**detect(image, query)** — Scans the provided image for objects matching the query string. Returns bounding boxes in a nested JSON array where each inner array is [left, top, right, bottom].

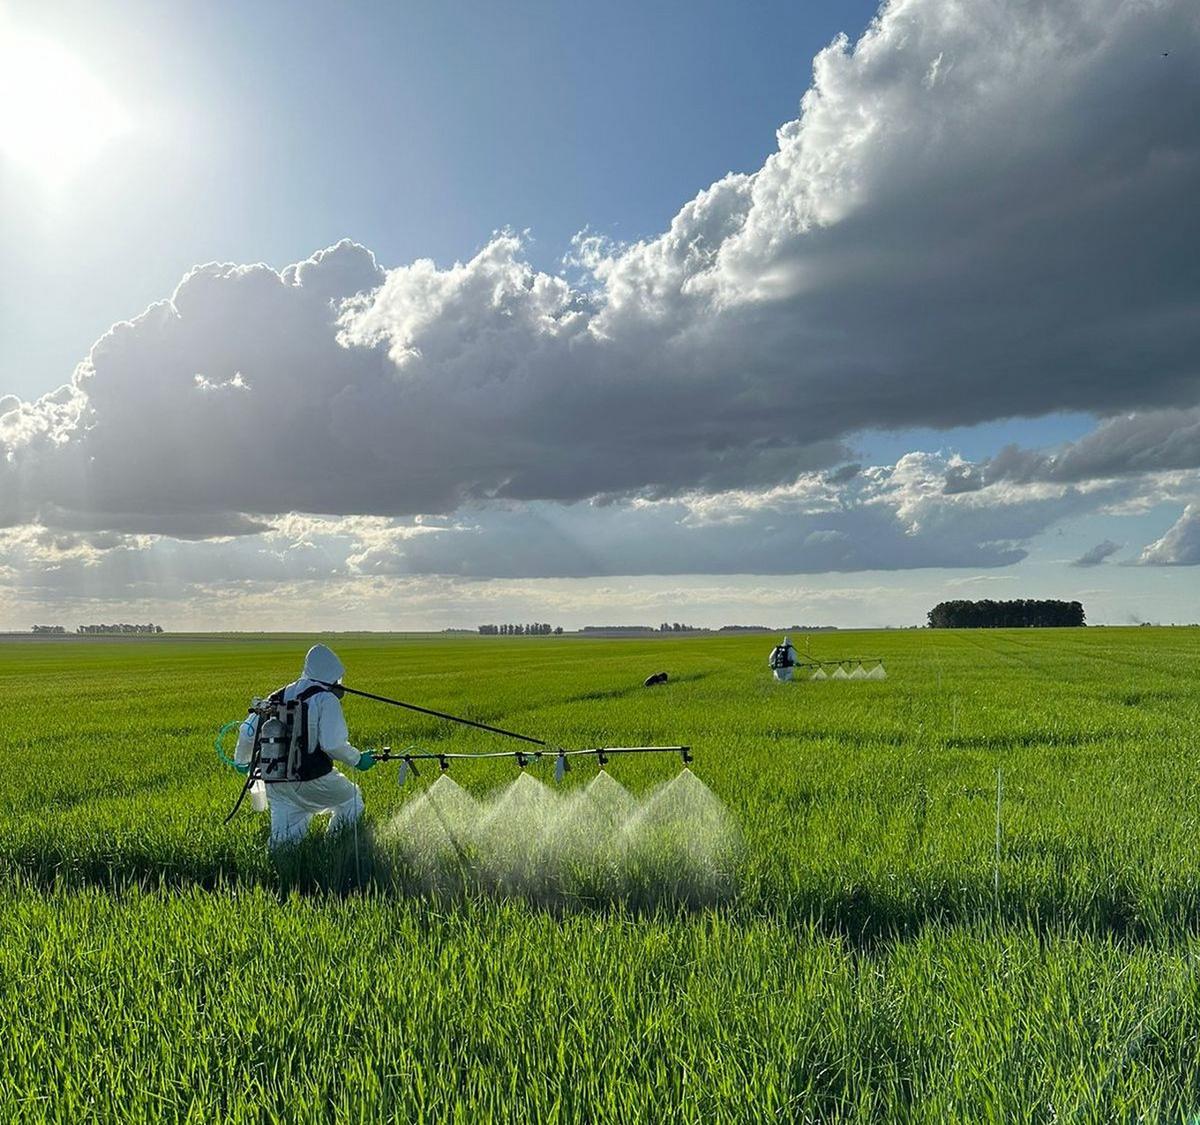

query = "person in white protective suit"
[[235, 644, 375, 848], [768, 635, 799, 682]]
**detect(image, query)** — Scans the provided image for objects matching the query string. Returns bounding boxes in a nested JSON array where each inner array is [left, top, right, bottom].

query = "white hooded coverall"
[[235, 644, 367, 848], [770, 635, 798, 683]]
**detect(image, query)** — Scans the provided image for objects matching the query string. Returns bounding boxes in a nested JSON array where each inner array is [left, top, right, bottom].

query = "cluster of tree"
[[478, 623, 563, 635], [717, 625, 772, 632], [580, 625, 655, 633], [76, 623, 165, 635], [927, 600, 1085, 629], [31, 625, 67, 634], [658, 622, 704, 632], [787, 625, 838, 632]]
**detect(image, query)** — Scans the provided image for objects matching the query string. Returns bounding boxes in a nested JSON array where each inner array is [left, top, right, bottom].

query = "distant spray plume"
[[380, 770, 741, 908]]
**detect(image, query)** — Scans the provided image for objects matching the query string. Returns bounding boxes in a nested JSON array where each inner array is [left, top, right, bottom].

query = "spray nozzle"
[[515, 751, 529, 769], [397, 757, 418, 787], [596, 749, 609, 769], [680, 746, 692, 765], [438, 754, 450, 773]]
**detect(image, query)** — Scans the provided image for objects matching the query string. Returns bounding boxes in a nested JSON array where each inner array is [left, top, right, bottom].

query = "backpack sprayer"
[[216, 681, 692, 821]]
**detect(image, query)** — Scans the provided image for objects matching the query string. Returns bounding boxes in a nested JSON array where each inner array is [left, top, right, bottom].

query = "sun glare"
[[0, 32, 129, 183]]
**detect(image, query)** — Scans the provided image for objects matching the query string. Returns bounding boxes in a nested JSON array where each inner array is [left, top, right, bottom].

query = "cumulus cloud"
[[0, 0, 1197, 544], [1137, 504, 1200, 565], [1072, 539, 1122, 567], [1, 240, 390, 533], [958, 408, 1200, 490]]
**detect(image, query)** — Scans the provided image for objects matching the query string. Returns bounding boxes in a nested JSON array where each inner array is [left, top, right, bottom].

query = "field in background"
[[1, 627, 1198, 1121]]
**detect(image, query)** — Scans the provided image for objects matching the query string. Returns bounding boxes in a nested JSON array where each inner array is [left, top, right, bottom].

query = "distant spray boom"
[[778, 658, 887, 682]]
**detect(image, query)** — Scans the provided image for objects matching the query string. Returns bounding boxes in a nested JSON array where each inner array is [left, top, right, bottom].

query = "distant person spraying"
[[234, 643, 375, 848], [768, 635, 798, 682]]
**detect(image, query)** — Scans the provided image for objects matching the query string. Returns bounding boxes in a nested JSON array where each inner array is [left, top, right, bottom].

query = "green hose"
[[214, 720, 242, 768]]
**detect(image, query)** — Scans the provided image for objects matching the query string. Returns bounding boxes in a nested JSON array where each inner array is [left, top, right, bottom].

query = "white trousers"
[[265, 769, 364, 848], [773, 667, 794, 682]]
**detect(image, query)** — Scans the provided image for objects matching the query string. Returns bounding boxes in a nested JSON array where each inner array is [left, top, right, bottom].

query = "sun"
[[0, 32, 129, 183]]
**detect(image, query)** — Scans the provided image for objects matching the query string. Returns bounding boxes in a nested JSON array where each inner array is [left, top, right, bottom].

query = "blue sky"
[[1, 0, 1197, 629]]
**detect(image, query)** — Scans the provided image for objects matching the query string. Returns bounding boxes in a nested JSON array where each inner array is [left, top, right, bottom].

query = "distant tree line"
[[478, 623, 562, 635], [659, 622, 703, 632], [715, 625, 838, 632], [31, 625, 67, 634], [927, 600, 1085, 628], [76, 623, 165, 635], [580, 625, 655, 633]]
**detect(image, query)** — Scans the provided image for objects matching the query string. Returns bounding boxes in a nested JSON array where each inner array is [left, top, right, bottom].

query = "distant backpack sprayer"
[[768, 636, 800, 681], [216, 680, 692, 821], [767, 635, 886, 683]]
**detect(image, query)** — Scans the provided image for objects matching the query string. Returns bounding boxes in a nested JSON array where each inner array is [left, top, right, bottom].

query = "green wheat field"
[[1, 627, 1198, 1122]]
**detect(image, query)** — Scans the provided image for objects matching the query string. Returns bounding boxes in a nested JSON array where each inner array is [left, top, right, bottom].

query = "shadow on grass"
[[942, 729, 1119, 751], [767, 879, 1196, 950], [4, 832, 1199, 949]]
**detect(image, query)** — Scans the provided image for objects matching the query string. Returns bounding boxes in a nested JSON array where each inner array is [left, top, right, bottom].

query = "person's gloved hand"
[[234, 763, 250, 775], [355, 751, 376, 772]]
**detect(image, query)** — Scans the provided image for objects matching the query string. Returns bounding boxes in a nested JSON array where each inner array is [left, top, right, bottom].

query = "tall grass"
[[1, 627, 1199, 1119]]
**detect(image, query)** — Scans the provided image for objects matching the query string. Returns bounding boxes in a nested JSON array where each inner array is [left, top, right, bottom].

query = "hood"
[[302, 643, 345, 684]]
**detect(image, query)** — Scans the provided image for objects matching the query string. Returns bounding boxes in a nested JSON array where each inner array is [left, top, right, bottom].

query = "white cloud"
[[1138, 504, 1200, 565]]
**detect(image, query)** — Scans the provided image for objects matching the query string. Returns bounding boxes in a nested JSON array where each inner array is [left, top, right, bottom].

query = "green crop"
[[1, 627, 1198, 1121]]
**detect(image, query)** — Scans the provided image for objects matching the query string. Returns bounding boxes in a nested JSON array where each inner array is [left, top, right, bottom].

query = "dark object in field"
[[643, 671, 669, 687]]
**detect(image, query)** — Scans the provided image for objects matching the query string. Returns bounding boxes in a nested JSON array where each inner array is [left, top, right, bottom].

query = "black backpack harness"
[[222, 684, 335, 823], [254, 684, 335, 783], [769, 644, 796, 670]]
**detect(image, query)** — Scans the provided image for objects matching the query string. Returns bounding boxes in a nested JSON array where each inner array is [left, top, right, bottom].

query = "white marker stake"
[[994, 767, 1002, 902]]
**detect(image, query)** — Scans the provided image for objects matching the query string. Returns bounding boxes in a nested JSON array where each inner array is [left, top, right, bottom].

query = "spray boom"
[[316, 681, 693, 785], [372, 744, 692, 785]]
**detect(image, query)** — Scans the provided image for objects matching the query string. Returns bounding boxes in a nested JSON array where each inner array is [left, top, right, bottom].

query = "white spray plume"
[[380, 770, 740, 908]]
